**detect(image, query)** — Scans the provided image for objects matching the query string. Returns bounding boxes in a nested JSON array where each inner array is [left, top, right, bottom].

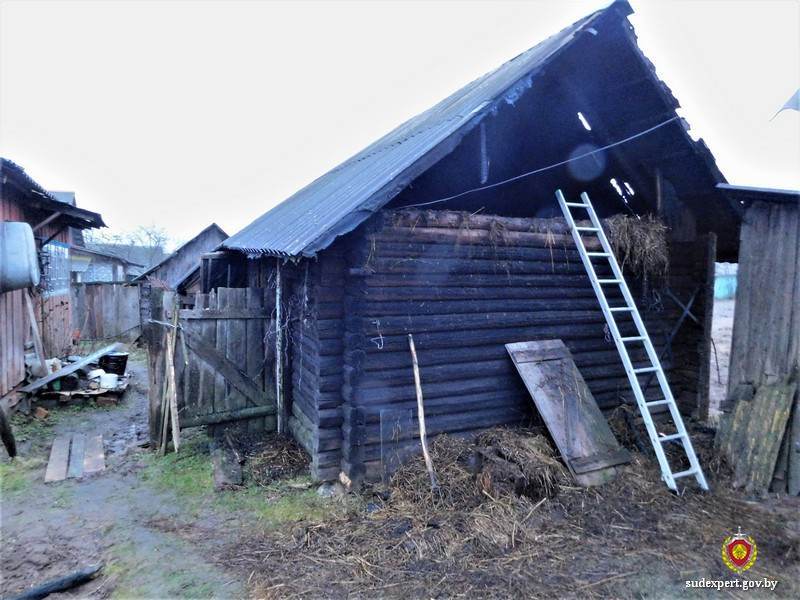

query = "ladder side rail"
[[581, 193, 676, 399], [577, 192, 708, 491], [556, 192, 678, 489]]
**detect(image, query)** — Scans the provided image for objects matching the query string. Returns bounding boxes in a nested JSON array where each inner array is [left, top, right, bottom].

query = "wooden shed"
[[0, 158, 105, 398], [135, 223, 228, 322], [719, 184, 799, 404], [166, 2, 742, 482]]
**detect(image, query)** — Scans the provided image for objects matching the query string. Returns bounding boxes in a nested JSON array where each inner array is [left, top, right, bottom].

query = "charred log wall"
[[339, 210, 710, 481], [285, 248, 346, 482]]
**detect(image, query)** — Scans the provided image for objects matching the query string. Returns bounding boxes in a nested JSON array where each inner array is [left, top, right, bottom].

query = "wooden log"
[[352, 283, 610, 302], [349, 297, 608, 318], [350, 241, 583, 263], [355, 256, 602, 277], [9, 564, 103, 600], [181, 405, 276, 428], [357, 272, 596, 288], [370, 226, 602, 250]]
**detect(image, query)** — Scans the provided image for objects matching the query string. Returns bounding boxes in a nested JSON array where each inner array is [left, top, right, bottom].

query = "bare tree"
[[84, 224, 170, 267]]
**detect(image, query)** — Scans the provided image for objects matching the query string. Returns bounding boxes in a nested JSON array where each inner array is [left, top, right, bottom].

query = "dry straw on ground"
[[223, 427, 799, 599]]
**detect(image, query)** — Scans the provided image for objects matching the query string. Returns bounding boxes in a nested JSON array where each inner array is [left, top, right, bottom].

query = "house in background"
[[70, 245, 143, 283], [87, 243, 167, 278], [0, 158, 105, 398]]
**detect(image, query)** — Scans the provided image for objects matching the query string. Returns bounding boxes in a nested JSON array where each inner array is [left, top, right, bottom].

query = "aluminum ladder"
[[556, 189, 709, 492]]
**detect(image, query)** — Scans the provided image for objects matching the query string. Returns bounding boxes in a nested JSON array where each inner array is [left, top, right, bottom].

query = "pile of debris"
[[18, 344, 131, 407], [223, 427, 799, 598]]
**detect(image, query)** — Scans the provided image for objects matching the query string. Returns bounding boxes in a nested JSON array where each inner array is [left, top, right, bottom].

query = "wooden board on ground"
[[83, 435, 106, 475], [506, 339, 630, 486], [44, 435, 71, 483], [67, 433, 86, 479], [716, 380, 797, 495]]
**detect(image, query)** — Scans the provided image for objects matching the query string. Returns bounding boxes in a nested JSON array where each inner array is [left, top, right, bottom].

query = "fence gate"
[[147, 287, 276, 445]]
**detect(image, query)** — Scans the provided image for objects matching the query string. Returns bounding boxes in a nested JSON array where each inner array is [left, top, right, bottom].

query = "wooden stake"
[[408, 333, 437, 489], [24, 290, 48, 376]]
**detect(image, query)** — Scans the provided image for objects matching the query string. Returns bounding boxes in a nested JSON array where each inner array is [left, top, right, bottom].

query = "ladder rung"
[[633, 366, 659, 374], [659, 433, 685, 443], [597, 279, 622, 284], [620, 336, 645, 342], [575, 227, 599, 232], [586, 252, 611, 257], [565, 202, 588, 208], [673, 468, 697, 480], [609, 307, 633, 312], [646, 399, 672, 408]]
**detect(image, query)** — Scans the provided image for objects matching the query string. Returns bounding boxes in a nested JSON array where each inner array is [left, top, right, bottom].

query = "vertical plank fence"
[[147, 287, 276, 446]]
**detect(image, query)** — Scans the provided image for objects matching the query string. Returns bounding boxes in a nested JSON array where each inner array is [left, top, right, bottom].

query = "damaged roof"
[[0, 158, 106, 229], [223, 1, 730, 258]]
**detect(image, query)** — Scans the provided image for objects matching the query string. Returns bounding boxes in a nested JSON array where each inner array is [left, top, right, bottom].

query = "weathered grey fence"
[[146, 287, 276, 446], [71, 282, 141, 341]]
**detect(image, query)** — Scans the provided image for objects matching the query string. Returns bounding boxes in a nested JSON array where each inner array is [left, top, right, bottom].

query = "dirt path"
[[1, 355, 248, 599]]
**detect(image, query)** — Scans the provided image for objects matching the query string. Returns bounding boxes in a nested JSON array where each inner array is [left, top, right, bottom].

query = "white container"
[[0, 222, 40, 293], [87, 369, 106, 379], [99, 373, 119, 389]]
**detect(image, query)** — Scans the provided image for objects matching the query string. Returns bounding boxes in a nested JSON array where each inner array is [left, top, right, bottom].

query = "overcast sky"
[[1, 0, 798, 247]]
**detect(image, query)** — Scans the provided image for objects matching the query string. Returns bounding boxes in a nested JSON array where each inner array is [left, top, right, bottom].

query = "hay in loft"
[[603, 214, 669, 284]]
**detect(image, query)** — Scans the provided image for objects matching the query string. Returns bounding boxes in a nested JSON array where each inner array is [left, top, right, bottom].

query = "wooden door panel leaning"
[[506, 339, 630, 486]]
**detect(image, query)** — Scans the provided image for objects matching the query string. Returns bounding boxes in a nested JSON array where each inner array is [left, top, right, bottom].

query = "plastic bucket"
[[99, 352, 129, 375]]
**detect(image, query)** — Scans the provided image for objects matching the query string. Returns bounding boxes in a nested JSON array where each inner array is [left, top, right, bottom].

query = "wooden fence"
[[72, 282, 141, 341], [146, 287, 276, 446]]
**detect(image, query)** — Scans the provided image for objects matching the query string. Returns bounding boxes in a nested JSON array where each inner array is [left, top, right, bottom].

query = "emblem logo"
[[722, 528, 757, 574]]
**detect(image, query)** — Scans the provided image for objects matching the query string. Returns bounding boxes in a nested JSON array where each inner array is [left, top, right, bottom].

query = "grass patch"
[[140, 433, 345, 529], [0, 456, 45, 496]]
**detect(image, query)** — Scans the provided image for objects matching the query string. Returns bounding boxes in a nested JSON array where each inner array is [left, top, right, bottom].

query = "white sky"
[[1, 0, 798, 247]]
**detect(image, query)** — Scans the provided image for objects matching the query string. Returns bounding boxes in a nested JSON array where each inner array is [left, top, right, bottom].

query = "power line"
[[401, 115, 680, 209]]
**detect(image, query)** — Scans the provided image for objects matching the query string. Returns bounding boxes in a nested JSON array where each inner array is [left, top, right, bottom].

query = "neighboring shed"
[[0, 158, 104, 397], [166, 1, 740, 482], [718, 184, 799, 410], [134, 224, 228, 323]]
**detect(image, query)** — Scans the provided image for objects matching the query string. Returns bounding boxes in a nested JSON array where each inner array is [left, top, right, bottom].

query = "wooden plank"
[[214, 288, 230, 414], [245, 287, 268, 432], [182, 329, 264, 406], [227, 288, 248, 419], [83, 435, 106, 475], [505, 339, 630, 486], [718, 381, 796, 494], [24, 290, 48, 376], [67, 433, 85, 479], [44, 435, 71, 483], [20, 343, 123, 393]]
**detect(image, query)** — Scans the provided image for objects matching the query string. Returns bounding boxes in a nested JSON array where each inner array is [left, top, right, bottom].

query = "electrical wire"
[[400, 115, 680, 208]]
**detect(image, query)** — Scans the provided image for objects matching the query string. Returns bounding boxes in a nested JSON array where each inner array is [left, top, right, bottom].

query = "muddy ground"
[[0, 353, 344, 599], [2, 310, 799, 599]]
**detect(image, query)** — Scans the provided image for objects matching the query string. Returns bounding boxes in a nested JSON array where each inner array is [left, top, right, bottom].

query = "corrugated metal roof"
[[717, 183, 800, 206], [223, 3, 623, 258], [0, 158, 106, 229]]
